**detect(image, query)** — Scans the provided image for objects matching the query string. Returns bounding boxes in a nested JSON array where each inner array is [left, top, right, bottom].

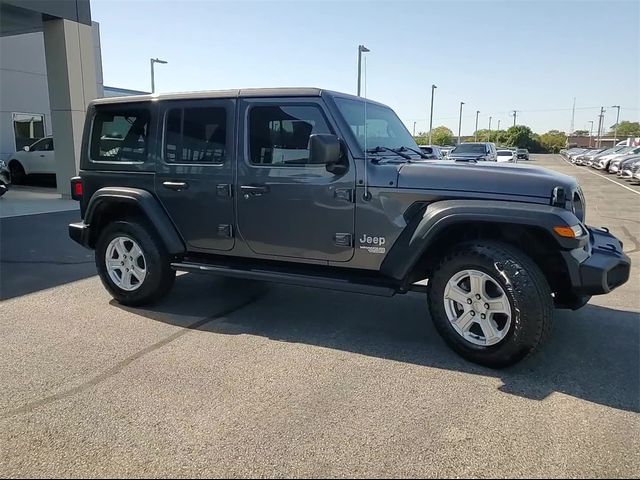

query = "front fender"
[[380, 199, 585, 282]]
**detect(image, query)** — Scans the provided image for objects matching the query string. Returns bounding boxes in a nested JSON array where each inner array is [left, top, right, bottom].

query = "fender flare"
[[85, 187, 185, 255], [380, 199, 584, 282]]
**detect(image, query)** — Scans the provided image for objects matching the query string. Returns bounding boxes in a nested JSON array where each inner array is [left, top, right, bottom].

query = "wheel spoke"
[[479, 317, 500, 343], [487, 295, 510, 315], [130, 243, 143, 261], [121, 270, 133, 289], [444, 283, 469, 306], [106, 258, 122, 269], [455, 310, 476, 333], [118, 237, 130, 255], [469, 271, 485, 297]]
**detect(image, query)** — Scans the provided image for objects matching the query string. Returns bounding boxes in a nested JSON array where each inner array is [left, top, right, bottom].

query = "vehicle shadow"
[[117, 273, 640, 413]]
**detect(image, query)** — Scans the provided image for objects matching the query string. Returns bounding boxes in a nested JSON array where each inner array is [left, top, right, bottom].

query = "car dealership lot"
[[0, 155, 638, 478]]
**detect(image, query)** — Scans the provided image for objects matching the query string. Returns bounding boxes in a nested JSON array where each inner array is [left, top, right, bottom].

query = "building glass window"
[[13, 113, 45, 151]]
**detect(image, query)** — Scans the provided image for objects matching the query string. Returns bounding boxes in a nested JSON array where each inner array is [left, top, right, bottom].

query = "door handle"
[[163, 181, 189, 191], [240, 184, 269, 196], [40, 154, 45, 157]]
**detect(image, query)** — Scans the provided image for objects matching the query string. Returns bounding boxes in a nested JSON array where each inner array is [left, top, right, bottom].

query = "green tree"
[[540, 130, 567, 153], [610, 121, 640, 137], [504, 125, 542, 152], [473, 129, 508, 145], [416, 126, 454, 146]]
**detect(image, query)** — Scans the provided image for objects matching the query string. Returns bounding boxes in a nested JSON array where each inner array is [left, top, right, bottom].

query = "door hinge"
[[218, 224, 233, 238], [334, 188, 353, 202], [334, 233, 353, 247], [217, 184, 232, 197]]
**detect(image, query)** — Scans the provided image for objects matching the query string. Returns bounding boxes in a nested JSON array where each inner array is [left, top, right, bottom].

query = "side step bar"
[[171, 261, 398, 297]]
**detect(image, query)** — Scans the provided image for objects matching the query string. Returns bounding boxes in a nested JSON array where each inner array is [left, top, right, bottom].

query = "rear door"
[[155, 99, 235, 252], [236, 98, 356, 262]]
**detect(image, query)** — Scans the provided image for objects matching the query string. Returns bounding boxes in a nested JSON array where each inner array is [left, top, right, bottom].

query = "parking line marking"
[[559, 156, 640, 196]]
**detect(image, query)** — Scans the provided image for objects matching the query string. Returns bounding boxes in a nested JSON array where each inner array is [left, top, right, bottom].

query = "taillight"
[[70, 177, 83, 201]]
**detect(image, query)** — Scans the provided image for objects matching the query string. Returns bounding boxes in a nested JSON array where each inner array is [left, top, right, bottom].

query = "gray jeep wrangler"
[[69, 88, 630, 368]]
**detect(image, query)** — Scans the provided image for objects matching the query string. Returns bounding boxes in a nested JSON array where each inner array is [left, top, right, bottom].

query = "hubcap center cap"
[[473, 300, 486, 312]]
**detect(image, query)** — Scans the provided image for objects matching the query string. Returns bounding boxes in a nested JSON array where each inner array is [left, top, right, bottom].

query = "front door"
[[236, 98, 355, 262], [155, 99, 235, 252]]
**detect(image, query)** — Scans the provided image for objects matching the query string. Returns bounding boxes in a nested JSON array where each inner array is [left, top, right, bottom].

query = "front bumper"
[[69, 221, 92, 249], [562, 227, 630, 300]]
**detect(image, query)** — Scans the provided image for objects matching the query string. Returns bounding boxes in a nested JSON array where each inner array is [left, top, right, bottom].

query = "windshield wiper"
[[396, 146, 429, 159], [366, 146, 412, 160]]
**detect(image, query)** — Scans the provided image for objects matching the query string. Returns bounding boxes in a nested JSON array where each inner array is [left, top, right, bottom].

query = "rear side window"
[[249, 104, 331, 166], [90, 107, 150, 162], [164, 107, 226, 163]]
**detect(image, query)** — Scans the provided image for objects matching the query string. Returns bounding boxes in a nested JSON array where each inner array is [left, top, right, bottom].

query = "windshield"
[[516, 148, 527, 153], [334, 97, 418, 153], [451, 144, 487, 154], [497, 150, 512, 155]]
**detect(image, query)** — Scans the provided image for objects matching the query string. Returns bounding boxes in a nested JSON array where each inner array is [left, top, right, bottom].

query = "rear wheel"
[[9, 161, 25, 185], [427, 241, 553, 368], [95, 220, 176, 306]]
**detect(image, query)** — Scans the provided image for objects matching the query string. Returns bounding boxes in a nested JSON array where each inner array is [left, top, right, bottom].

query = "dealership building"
[[0, 0, 145, 196]]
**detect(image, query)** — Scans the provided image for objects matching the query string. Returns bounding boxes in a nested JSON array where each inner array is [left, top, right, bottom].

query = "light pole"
[[611, 105, 621, 146], [474, 110, 480, 142], [512, 110, 517, 127], [588, 120, 594, 147], [457, 101, 465, 145], [428, 84, 437, 144], [413, 121, 417, 137], [357, 45, 370, 97], [497, 119, 501, 138], [488, 116, 492, 142], [596, 107, 605, 148], [150, 58, 168, 93]]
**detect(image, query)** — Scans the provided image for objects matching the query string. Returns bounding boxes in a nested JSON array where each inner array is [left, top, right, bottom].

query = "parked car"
[[631, 161, 640, 181], [515, 148, 529, 160], [417, 145, 443, 159], [496, 149, 516, 163], [618, 156, 640, 179], [7, 136, 55, 184], [0, 160, 10, 197], [439, 146, 455, 157], [575, 148, 606, 166], [68, 88, 629, 368], [592, 146, 635, 170], [609, 150, 640, 173], [566, 148, 589, 163], [448, 142, 497, 162]]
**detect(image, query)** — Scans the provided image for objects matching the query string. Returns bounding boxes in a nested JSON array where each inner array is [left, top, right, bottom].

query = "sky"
[[91, 0, 640, 136]]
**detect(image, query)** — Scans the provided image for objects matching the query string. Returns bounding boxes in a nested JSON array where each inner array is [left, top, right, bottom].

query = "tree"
[[610, 121, 640, 137], [416, 126, 454, 146], [540, 130, 567, 153], [473, 129, 507, 145], [504, 125, 542, 152]]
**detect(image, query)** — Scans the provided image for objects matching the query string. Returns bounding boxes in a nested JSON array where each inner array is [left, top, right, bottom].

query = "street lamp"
[[611, 105, 621, 146], [150, 57, 168, 93], [457, 101, 465, 145], [588, 120, 594, 148], [413, 121, 417, 137], [474, 110, 480, 142], [497, 120, 501, 143], [488, 116, 492, 142], [357, 45, 370, 97], [428, 84, 437, 145]]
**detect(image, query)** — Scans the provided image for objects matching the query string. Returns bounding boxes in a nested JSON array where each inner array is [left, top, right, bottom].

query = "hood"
[[397, 161, 577, 199]]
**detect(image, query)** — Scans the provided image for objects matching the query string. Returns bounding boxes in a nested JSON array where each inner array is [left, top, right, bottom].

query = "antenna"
[[362, 56, 371, 201]]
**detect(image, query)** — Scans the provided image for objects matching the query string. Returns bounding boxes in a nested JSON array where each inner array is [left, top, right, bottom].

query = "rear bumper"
[[69, 221, 92, 249], [562, 227, 630, 299]]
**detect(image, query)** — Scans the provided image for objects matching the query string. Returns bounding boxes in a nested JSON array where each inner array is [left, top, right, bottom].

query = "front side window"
[[90, 107, 150, 162], [165, 106, 226, 163], [13, 113, 45, 151], [249, 104, 331, 166]]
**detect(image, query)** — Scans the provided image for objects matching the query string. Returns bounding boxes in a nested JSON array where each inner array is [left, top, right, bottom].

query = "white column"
[[43, 19, 97, 197]]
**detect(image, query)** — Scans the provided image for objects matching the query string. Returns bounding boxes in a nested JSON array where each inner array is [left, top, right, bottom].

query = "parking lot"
[[0, 154, 638, 478]]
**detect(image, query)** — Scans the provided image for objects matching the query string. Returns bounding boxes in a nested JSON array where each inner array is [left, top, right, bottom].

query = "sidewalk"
[[0, 186, 78, 218]]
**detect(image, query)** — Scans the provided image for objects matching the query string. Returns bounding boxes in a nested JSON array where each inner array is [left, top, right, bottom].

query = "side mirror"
[[23, 146, 30, 152], [308, 134, 340, 165]]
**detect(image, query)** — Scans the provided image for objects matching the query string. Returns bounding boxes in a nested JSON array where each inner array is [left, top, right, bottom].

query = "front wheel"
[[427, 241, 553, 368], [95, 220, 176, 306]]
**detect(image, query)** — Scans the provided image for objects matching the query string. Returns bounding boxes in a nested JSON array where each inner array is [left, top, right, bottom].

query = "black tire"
[[427, 241, 553, 368], [95, 219, 176, 306], [9, 161, 25, 185]]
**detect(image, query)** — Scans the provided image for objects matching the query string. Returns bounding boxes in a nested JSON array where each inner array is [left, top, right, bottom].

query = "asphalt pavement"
[[0, 154, 638, 478]]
